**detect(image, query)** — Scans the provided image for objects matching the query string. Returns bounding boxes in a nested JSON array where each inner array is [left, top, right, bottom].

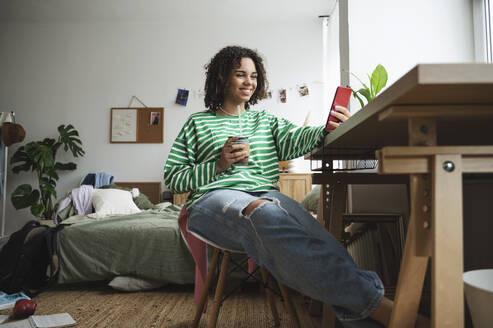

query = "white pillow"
[[89, 189, 141, 218], [108, 276, 165, 292]]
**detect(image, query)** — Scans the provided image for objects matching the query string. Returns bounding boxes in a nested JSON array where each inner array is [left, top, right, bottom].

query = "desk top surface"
[[310, 63, 493, 159]]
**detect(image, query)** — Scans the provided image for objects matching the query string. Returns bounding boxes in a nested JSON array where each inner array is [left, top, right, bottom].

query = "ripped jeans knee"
[[242, 198, 271, 217]]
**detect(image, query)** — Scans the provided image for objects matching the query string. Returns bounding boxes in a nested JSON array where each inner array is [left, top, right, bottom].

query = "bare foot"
[[369, 296, 430, 328]]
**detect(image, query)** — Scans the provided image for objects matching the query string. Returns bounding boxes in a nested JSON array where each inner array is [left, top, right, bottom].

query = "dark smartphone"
[[326, 86, 352, 131]]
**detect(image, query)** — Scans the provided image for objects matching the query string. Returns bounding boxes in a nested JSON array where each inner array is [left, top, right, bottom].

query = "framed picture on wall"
[[150, 112, 160, 125], [110, 107, 164, 143], [176, 89, 189, 106], [111, 109, 138, 142]]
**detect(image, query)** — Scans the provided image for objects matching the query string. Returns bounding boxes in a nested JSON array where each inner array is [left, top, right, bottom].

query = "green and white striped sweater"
[[163, 109, 326, 207]]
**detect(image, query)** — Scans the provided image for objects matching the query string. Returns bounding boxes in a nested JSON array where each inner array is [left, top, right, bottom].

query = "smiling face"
[[224, 57, 258, 107]]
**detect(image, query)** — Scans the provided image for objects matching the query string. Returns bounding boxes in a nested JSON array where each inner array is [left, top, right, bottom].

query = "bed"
[[54, 182, 196, 286]]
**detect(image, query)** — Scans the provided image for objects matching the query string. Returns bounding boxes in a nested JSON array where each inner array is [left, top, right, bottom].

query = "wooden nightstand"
[[278, 173, 312, 202]]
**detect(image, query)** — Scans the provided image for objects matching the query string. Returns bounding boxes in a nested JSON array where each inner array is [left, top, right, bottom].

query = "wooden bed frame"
[[113, 181, 188, 206], [114, 181, 162, 204]]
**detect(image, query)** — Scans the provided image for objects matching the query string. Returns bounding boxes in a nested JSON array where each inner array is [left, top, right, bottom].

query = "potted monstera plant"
[[10, 124, 85, 219]]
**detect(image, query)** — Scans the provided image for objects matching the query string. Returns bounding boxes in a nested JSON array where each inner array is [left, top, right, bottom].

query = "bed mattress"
[[56, 204, 195, 285]]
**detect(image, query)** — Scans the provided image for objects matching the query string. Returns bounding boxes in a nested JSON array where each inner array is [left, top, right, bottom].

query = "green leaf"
[[370, 64, 388, 97], [349, 72, 370, 91], [352, 91, 365, 108], [356, 88, 372, 103], [37, 146, 55, 168], [11, 184, 40, 210], [39, 177, 57, 199], [367, 73, 373, 98], [54, 162, 77, 171], [58, 124, 85, 158], [41, 138, 56, 148], [11, 146, 34, 173], [45, 167, 60, 181], [31, 203, 45, 217], [25, 143, 55, 169]]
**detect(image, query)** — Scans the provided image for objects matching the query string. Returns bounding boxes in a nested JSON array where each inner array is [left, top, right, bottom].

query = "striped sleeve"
[[270, 116, 327, 161], [163, 118, 219, 194]]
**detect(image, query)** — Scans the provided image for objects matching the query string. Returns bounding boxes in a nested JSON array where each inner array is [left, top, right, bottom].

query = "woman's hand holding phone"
[[326, 105, 351, 130], [325, 86, 353, 132]]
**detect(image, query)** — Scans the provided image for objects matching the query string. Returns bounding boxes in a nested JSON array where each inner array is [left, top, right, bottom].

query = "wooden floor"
[[0, 282, 322, 327]]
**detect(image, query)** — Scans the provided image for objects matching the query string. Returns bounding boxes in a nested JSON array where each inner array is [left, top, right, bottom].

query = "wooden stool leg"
[[207, 251, 231, 328], [277, 281, 302, 328], [193, 248, 221, 328], [322, 304, 338, 328], [260, 267, 280, 326]]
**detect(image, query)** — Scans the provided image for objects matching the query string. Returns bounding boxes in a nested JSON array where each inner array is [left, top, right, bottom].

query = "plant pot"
[[463, 269, 493, 328]]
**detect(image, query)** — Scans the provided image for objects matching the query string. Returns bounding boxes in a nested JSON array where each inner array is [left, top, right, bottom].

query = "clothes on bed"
[[56, 184, 158, 224], [55, 185, 94, 224], [72, 185, 94, 215], [81, 172, 114, 188], [56, 202, 76, 224], [163, 109, 326, 207]]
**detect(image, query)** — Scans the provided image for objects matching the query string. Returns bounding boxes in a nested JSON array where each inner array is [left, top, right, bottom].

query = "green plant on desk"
[[350, 64, 388, 108], [10, 124, 85, 219]]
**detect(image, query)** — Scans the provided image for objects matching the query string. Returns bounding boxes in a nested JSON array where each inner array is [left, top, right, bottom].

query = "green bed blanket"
[[57, 204, 195, 285]]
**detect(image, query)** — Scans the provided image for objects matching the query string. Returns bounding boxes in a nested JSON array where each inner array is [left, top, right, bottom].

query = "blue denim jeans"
[[187, 189, 385, 326]]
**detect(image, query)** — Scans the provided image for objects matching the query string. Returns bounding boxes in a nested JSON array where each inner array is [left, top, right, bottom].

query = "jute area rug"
[[0, 282, 321, 327]]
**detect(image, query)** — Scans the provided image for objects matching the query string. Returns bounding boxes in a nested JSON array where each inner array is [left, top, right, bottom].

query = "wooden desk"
[[309, 64, 493, 328]]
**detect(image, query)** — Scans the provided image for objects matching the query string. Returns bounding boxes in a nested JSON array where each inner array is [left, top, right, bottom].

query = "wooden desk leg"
[[317, 184, 330, 230], [321, 181, 348, 328], [389, 174, 430, 328], [318, 182, 339, 328], [431, 154, 464, 328], [329, 181, 347, 241]]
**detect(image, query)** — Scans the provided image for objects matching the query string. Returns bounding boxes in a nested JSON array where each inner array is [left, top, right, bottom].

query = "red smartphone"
[[325, 86, 352, 131]]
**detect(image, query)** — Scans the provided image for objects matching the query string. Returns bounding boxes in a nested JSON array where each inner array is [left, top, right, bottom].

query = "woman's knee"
[[242, 198, 271, 216]]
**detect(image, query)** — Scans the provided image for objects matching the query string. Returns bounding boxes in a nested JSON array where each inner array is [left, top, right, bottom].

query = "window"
[[487, 0, 492, 62], [473, 0, 492, 62]]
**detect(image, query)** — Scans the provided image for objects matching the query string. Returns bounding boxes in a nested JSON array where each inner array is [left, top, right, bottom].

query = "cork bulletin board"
[[110, 107, 164, 143]]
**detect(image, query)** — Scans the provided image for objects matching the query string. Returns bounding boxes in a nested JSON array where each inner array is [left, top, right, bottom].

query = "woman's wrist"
[[217, 159, 226, 174]]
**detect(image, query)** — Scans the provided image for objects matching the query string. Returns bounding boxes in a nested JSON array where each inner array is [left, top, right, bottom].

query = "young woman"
[[164, 46, 425, 328]]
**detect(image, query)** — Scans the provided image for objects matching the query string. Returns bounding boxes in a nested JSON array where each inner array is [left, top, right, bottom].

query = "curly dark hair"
[[204, 46, 268, 111]]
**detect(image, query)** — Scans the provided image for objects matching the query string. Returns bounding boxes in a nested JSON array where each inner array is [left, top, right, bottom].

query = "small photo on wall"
[[298, 85, 309, 97], [266, 90, 272, 99], [279, 89, 287, 103], [176, 89, 189, 106], [150, 112, 160, 125]]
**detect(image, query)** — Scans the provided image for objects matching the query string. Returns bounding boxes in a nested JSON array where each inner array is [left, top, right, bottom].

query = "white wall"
[[0, 0, 329, 234], [347, 0, 474, 112]]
